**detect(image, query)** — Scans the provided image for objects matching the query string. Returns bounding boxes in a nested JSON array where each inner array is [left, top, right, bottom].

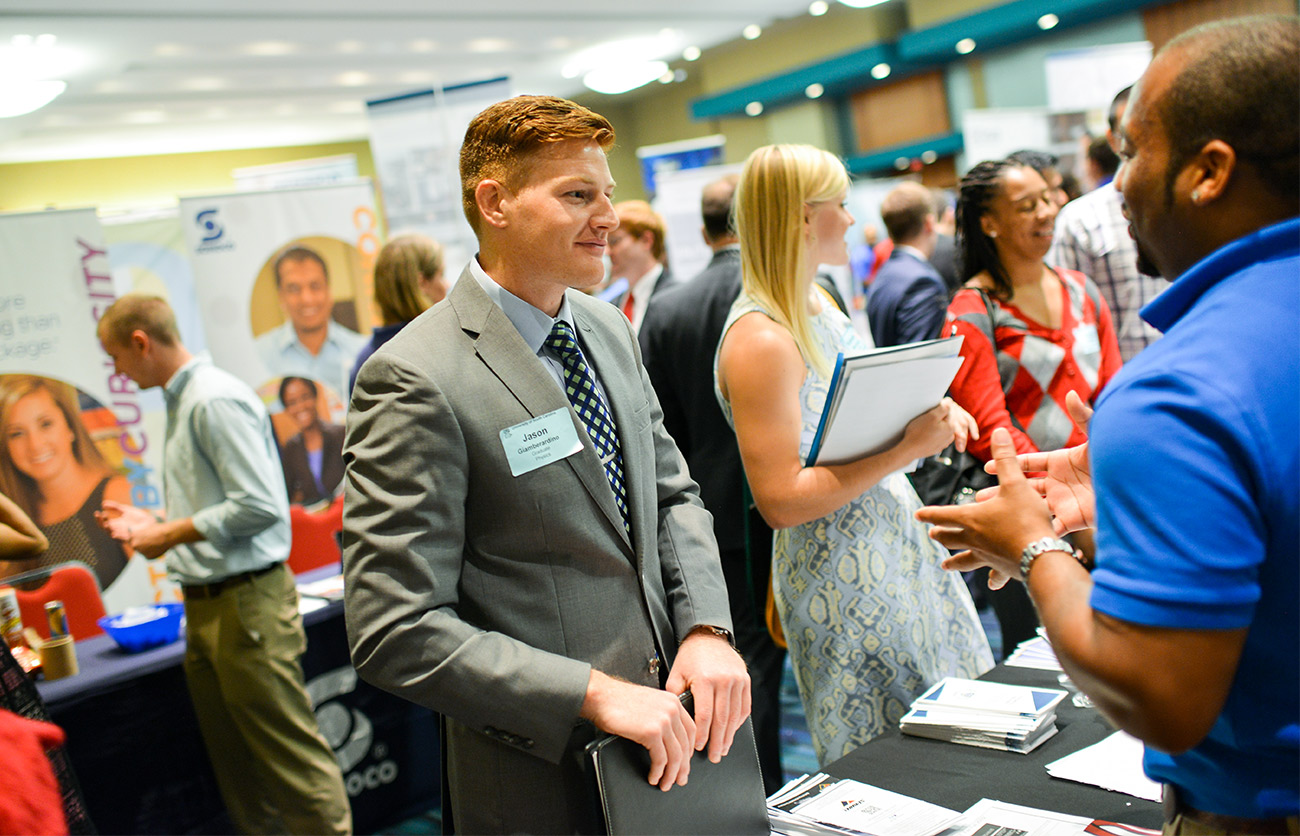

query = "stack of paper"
[[768, 773, 961, 836], [900, 677, 1067, 754], [1045, 731, 1162, 801], [1004, 635, 1064, 671]]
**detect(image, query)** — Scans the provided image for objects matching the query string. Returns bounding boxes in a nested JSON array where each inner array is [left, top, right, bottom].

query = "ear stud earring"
[[1191, 190, 1202, 203]]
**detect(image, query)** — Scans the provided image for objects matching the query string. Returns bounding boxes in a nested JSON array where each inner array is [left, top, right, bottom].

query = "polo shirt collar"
[[1141, 217, 1299, 334]]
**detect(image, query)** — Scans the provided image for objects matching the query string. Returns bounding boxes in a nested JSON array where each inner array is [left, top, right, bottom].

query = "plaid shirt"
[[1048, 183, 1166, 362]]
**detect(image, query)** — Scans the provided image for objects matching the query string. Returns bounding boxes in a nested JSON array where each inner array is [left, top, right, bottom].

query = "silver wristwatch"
[[1019, 536, 1077, 581]]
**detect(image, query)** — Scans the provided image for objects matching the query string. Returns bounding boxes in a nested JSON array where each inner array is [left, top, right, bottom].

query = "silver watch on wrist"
[[1019, 536, 1077, 581]]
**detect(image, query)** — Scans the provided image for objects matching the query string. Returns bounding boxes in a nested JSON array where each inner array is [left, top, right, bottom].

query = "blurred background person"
[[0, 375, 131, 589], [1050, 85, 1167, 363], [715, 144, 992, 764], [606, 199, 677, 333], [350, 233, 446, 392], [277, 376, 344, 507], [945, 158, 1121, 654], [1008, 149, 1070, 209], [866, 181, 948, 347], [0, 493, 92, 835], [928, 188, 961, 293], [1084, 134, 1120, 192]]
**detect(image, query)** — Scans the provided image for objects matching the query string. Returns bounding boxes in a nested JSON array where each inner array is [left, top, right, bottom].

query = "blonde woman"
[[349, 233, 447, 392], [0, 375, 131, 588], [715, 145, 993, 763]]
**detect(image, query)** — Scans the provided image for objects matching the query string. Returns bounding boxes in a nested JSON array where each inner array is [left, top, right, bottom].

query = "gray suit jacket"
[[342, 267, 730, 831]]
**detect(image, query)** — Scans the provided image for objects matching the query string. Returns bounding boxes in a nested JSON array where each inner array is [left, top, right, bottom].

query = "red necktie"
[[621, 292, 635, 322]]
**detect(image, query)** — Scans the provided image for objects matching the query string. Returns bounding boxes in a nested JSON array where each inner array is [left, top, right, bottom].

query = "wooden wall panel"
[[849, 71, 952, 153], [1143, 0, 1297, 52]]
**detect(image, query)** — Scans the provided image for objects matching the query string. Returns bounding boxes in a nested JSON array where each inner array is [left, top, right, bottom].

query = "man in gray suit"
[[342, 95, 750, 833]]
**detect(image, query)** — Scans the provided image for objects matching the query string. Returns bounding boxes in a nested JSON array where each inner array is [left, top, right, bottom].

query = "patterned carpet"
[[376, 597, 1003, 834]]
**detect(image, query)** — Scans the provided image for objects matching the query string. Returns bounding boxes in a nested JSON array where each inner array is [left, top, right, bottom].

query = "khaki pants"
[[184, 563, 352, 835]]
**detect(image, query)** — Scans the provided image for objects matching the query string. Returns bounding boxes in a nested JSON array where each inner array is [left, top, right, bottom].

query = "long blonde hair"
[[0, 376, 112, 515], [735, 144, 849, 378]]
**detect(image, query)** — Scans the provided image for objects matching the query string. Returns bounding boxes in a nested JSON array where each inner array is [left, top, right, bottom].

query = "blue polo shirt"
[[1089, 217, 1299, 817]]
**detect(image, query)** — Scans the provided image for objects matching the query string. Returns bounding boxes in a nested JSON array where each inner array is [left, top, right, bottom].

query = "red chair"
[[287, 495, 344, 575], [12, 562, 107, 641]]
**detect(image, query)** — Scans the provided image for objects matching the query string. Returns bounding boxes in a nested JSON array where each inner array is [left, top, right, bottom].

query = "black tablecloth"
[[824, 665, 1164, 829], [35, 574, 440, 835]]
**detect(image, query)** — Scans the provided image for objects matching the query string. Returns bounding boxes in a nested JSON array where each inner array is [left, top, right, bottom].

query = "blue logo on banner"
[[195, 209, 234, 252]]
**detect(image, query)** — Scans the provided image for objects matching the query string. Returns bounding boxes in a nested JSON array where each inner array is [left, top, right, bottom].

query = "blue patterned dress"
[[716, 290, 994, 764]]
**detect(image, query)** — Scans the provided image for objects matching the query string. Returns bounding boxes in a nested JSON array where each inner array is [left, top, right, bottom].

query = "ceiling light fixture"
[[0, 79, 66, 118], [809, 1, 829, 15], [956, 38, 976, 54], [745, 101, 764, 116], [871, 62, 891, 79], [1037, 13, 1060, 29], [243, 41, 298, 57], [805, 83, 825, 99], [743, 24, 762, 40], [683, 46, 701, 61], [838, 0, 892, 7], [583, 60, 669, 95]]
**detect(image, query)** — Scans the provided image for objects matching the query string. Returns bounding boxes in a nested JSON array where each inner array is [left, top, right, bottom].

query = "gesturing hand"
[[986, 391, 1096, 534], [916, 427, 1058, 583]]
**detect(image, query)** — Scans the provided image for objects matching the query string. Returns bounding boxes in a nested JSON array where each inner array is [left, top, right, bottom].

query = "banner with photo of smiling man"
[[180, 181, 379, 507]]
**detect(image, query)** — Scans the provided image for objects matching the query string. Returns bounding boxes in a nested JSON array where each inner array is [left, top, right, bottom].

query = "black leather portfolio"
[[585, 691, 770, 835]]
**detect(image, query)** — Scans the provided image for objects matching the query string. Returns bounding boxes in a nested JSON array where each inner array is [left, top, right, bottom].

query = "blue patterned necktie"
[[545, 320, 630, 533]]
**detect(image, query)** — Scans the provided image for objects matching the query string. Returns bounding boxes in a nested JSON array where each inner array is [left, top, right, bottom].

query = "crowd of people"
[[2, 11, 1293, 835]]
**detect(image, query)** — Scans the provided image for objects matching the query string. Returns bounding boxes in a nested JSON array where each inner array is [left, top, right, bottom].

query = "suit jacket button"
[[523, 738, 535, 749], [648, 654, 660, 676]]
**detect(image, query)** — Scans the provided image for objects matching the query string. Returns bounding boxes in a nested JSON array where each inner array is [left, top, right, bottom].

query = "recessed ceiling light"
[[399, 70, 435, 85], [34, 34, 56, 48], [745, 101, 764, 116], [123, 109, 167, 125], [683, 46, 701, 61], [838, 0, 891, 7], [468, 38, 511, 53], [154, 42, 191, 57], [338, 40, 364, 54], [336, 71, 372, 87], [409, 39, 437, 53], [1038, 13, 1060, 30], [181, 77, 227, 92], [871, 62, 891, 79], [894, 156, 910, 170], [809, 1, 829, 15], [956, 38, 976, 54], [674, 69, 687, 82], [921, 150, 938, 163], [743, 24, 762, 40], [244, 41, 298, 57], [328, 101, 364, 115], [659, 70, 675, 84], [805, 83, 825, 98]]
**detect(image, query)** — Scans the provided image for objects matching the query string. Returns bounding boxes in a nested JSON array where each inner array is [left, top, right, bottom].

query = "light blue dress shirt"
[[254, 319, 367, 397], [162, 354, 291, 585]]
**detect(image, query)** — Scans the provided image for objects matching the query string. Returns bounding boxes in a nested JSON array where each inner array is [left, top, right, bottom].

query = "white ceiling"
[[0, 0, 822, 164]]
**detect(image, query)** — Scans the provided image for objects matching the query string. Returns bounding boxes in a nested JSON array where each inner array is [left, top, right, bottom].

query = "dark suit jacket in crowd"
[[612, 266, 678, 321], [929, 233, 962, 294], [279, 421, 345, 505], [343, 268, 731, 832], [866, 248, 950, 347]]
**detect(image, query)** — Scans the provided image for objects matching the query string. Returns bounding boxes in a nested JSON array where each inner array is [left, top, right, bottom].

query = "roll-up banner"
[[0, 208, 171, 611], [179, 180, 379, 507]]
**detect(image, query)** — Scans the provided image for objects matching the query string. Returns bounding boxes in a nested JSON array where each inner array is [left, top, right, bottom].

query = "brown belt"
[[1164, 784, 1299, 835], [181, 563, 282, 600]]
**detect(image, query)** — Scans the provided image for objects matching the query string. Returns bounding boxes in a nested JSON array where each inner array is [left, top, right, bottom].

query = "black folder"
[[585, 692, 770, 835]]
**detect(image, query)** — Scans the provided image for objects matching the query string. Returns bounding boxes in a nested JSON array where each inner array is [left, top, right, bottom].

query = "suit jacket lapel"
[[449, 272, 632, 549]]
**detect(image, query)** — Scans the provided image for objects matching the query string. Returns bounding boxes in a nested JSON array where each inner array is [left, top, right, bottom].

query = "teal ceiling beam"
[[690, 0, 1164, 121], [844, 132, 965, 176], [690, 43, 905, 121], [898, 0, 1156, 63]]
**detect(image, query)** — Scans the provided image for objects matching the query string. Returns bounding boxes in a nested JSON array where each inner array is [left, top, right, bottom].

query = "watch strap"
[[1019, 536, 1079, 581]]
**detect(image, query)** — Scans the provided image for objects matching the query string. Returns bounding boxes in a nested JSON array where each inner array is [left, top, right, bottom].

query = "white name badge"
[[1072, 322, 1101, 358], [500, 407, 584, 477]]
